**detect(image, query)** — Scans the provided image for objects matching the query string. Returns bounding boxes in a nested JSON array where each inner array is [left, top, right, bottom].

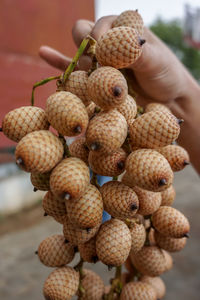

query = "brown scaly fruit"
[[129, 222, 146, 254], [129, 111, 181, 149], [50, 157, 90, 200], [53, 214, 68, 224], [30, 172, 50, 191], [87, 66, 128, 109], [63, 70, 91, 106], [96, 218, 132, 266], [125, 149, 174, 192], [63, 216, 100, 245], [95, 27, 144, 69], [37, 234, 75, 267], [120, 281, 157, 300], [88, 148, 127, 177], [86, 109, 127, 154], [1, 106, 49, 142], [152, 206, 190, 238], [145, 102, 171, 114], [69, 137, 89, 165], [100, 181, 139, 219], [132, 186, 162, 216], [15, 130, 63, 173], [130, 246, 173, 276], [78, 237, 98, 263], [66, 184, 103, 229], [161, 185, 176, 206], [140, 276, 166, 299], [154, 230, 187, 252], [117, 95, 137, 125], [112, 10, 144, 36], [43, 266, 79, 300], [157, 144, 190, 172], [46, 91, 88, 136], [42, 191, 66, 221], [79, 269, 104, 300]]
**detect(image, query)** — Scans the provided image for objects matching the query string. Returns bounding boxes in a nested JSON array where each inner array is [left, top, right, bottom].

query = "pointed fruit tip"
[[86, 228, 91, 233], [177, 118, 184, 125], [139, 38, 146, 46], [33, 187, 38, 192], [117, 161, 125, 170], [35, 251, 38, 255], [183, 233, 189, 238], [113, 86, 122, 97], [74, 125, 82, 134], [183, 160, 190, 166], [108, 265, 114, 271], [0, 127, 2, 132], [130, 203, 138, 211], [64, 193, 71, 201], [158, 178, 167, 187], [44, 212, 48, 216], [92, 256, 98, 263], [16, 157, 23, 165], [90, 142, 100, 151], [65, 239, 69, 243]]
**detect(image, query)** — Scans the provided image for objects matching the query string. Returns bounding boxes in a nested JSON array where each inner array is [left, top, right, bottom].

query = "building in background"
[[184, 4, 200, 49]]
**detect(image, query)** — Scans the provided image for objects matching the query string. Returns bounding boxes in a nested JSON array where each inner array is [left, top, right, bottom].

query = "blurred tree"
[[150, 18, 200, 80]]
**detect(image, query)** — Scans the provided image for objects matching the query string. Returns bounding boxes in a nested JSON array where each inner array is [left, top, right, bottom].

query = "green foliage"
[[150, 18, 200, 80]]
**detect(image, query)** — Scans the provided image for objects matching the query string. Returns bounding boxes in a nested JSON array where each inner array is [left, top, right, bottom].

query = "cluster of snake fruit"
[[1, 10, 190, 300]]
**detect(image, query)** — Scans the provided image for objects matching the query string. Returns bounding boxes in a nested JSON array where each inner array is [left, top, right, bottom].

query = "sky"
[[95, 0, 200, 25]]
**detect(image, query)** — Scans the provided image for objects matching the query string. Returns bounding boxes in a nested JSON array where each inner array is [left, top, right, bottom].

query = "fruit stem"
[[31, 75, 60, 106], [90, 172, 100, 189], [61, 35, 95, 86], [58, 134, 71, 158], [74, 258, 85, 297], [112, 176, 118, 181]]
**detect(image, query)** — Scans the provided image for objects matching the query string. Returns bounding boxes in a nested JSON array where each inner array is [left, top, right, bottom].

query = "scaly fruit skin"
[[78, 237, 97, 263], [37, 235, 75, 267], [100, 181, 139, 219], [15, 130, 63, 173], [129, 111, 180, 149], [86, 109, 127, 154], [50, 157, 90, 200], [66, 184, 103, 229], [157, 144, 190, 172], [117, 95, 137, 125], [140, 276, 166, 299], [64, 70, 91, 106], [96, 27, 143, 69], [69, 137, 89, 165], [112, 10, 144, 36], [152, 206, 190, 238], [154, 230, 187, 252], [43, 266, 79, 300], [30, 172, 50, 191], [42, 191, 66, 219], [96, 218, 132, 266], [63, 217, 100, 245], [2, 106, 49, 142], [145, 102, 171, 114], [80, 269, 104, 300], [87, 66, 128, 109], [125, 149, 174, 192], [120, 281, 157, 300], [46, 91, 88, 136], [161, 185, 176, 206], [132, 186, 162, 216], [89, 148, 127, 177], [130, 246, 173, 276], [129, 223, 146, 254]]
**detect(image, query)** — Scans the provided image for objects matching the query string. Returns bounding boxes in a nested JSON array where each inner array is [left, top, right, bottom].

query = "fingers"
[[72, 20, 94, 47], [39, 46, 72, 71], [90, 15, 117, 40]]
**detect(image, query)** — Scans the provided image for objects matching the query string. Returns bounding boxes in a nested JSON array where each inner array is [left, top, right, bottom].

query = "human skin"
[[39, 16, 200, 174]]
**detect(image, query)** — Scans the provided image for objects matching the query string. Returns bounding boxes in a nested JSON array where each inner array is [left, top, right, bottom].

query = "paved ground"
[[0, 165, 200, 299]]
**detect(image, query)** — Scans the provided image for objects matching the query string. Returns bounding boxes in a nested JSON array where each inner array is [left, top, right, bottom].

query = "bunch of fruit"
[[1, 10, 190, 300]]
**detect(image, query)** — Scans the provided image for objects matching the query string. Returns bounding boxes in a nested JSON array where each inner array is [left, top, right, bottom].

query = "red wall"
[[0, 0, 94, 152]]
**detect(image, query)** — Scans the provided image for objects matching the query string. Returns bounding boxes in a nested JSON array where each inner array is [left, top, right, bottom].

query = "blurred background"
[[0, 0, 200, 299]]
